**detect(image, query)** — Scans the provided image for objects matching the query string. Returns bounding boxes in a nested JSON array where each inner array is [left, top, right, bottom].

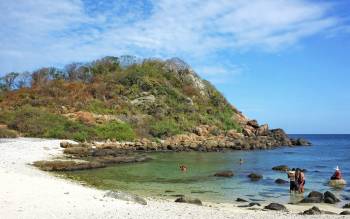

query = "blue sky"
[[0, 0, 349, 133]]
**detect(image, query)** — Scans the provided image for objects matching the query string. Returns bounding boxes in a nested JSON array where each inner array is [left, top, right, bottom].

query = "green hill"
[[0, 56, 246, 142]]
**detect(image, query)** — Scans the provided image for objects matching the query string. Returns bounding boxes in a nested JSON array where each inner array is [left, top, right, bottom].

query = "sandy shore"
[[0, 138, 347, 219]]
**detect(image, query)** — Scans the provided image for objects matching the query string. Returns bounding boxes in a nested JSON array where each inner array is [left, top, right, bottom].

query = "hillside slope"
[[0, 56, 309, 149]]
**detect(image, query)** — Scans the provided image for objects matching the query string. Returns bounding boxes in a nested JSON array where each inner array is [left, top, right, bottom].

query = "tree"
[[0, 72, 19, 90]]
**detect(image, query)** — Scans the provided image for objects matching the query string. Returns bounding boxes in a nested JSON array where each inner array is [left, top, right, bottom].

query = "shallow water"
[[63, 134, 350, 206]]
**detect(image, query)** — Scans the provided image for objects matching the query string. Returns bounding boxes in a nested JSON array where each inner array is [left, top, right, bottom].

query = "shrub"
[[96, 122, 135, 141], [149, 119, 182, 138]]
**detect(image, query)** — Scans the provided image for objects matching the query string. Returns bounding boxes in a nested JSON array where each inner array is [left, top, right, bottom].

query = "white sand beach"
[[0, 138, 347, 219]]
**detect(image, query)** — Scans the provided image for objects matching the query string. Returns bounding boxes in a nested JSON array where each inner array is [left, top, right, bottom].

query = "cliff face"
[[0, 56, 310, 148]]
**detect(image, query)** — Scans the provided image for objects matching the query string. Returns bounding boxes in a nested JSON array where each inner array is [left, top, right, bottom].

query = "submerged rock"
[[275, 178, 288, 184], [264, 203, 287, 211], [247, 173, 262, 181], [214, 170, 234, 177], [33, 160, 106, 171], [236, 198, 248, 202], [302, 206, 322, 215], [272, 165, 289, 172], [104, 191, 147, 205], [174, 196, 202, 205]]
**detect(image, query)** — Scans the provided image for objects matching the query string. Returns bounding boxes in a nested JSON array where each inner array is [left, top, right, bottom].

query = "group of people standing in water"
[[287, 168, 306, 193]]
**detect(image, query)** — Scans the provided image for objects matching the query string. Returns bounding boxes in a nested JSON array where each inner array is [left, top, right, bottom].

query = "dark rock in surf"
[[272, 165, 289, 172], [214, 170, 234, 177], [323, 191, 340, 204], [264, 203, 287, 211], [248, 173, 262, 181], [236, 198, 248, 202], [275, 178, 288, 184], [343, 203, 350, 209], [300, 191, 323, 203]]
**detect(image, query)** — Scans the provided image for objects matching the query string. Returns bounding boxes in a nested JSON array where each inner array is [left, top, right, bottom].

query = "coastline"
[[0, 138, 346, 219]]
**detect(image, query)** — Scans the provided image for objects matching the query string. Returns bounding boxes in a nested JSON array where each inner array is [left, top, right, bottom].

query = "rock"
[[343, 203, 350, 209], [264, 203, 287, 211], [60, 141, 75, 148], [275, 178, 288, 184], [256, 124, 269, 136], [104, 191, 147, 205], [272, 165, 289, 172], [214, 170, 234, 177], [300, 191, 323, 203], [340, 211, 350, 215], [302, 206, 322, 215], [236, 198, 248, 202], [174, 196, 202, 205], [291, 138, 311, 146], [324, 191, 340, 204], [329, 179, 347, 187], [247, 120, 259, 128], [249, 202, 261, 207], [226, 130, 243, 139], [248, 173, 263, 181], [64, 146, 91, 157], [130, 95, 155, 106], [33, 160, 106, 171]]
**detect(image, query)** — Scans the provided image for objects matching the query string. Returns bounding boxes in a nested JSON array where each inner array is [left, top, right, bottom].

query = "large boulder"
[[300, 191, 323, 203], [247, 173, 263, 181], [291, 138, 312, 146], [226, 129, 244, 139], [175, 196, 202, 205], [272, 165, 289, 172], [256, 124, 269, 136], [243, 128, 255, 137], [236, 198, 248, 202], [324, 191, 340, 204], [214, 170, 234, 177], [264, 203, 287, 211], [302, 206, 322, 215]]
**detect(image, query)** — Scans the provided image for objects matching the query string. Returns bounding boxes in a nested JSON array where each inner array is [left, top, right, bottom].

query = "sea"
[[63, 134, 350, 206]]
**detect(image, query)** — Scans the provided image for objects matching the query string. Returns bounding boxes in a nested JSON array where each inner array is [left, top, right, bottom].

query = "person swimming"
[[239, 158, 243, 165], [179, 164, 187, 172], [331, 166, 342, 180]]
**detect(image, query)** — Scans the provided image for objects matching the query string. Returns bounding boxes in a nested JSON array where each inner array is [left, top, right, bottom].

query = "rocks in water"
[[60, 141, 76, 148], [300, 191, 323, 203], [33, 160, 106, 171], [256, 124, 269, 136], [343, 203, 350, 208], [104, 191, 147, 205], [302, 206, 322, 215], [236, 198, 248, 202], [214, 170, 234, 177], [95, 155, 150, 165], [329, 179, 347, 188], [247, 173, 263, 181], [340, 211, 350, 215], [291, 138, 312, 146], [323, 191, 340, 204], [64, 146, 91, 157], [264, 203, 287, 211], [249, 202, 261, 207], [275, 178, 288, 184], [272, 165, 289, 172], [174, 196, 202, 205]]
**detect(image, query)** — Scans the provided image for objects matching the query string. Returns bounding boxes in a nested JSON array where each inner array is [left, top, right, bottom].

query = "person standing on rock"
[[331, 166, 342, 180]]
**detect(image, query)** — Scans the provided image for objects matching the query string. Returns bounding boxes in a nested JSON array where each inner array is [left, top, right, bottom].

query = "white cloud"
[[0, 0, 344, 74]]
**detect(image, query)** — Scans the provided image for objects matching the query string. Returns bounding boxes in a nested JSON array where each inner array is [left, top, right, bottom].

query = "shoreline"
[[0, 137, 347, 218]]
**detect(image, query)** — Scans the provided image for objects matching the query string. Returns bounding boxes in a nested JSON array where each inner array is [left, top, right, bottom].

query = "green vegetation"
[[0, 56, 241, 141]]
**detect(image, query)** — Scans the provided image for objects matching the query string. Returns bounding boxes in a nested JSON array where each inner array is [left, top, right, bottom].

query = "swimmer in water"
[[239, 158, 244, 165], [179, 164, 187, 172]]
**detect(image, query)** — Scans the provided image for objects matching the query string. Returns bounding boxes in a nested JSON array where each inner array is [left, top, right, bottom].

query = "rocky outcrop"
[[264, 203, 287, 211], [214, 170, 234, 177]]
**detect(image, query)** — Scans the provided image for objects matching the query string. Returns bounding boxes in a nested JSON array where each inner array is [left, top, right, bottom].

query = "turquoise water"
[[64, 135, 350, 206]]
